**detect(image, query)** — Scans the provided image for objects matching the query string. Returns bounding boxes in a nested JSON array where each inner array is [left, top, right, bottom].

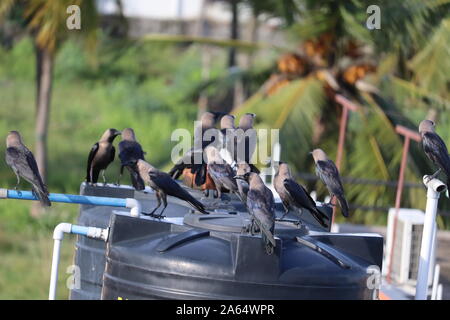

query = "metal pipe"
[[387, 125, 422, 283], [394, 138, 410, 212], [415, 175, 446, 300], [49, 223, 109, 300], [333, 95, 359, 226], [335, 106, 349, 171], [386, 138, 410, 283]]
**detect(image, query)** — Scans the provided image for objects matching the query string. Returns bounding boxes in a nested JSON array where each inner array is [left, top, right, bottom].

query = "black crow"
[[86, 128, 121, 185], [311, 148, 349, 218], [136, 159, 209, 217], [274, 161, 329, 227], [5, 131, 50, 206]]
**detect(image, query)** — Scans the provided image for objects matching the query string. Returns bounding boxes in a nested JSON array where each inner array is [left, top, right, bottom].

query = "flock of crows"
[[4, 113, 450, 254]]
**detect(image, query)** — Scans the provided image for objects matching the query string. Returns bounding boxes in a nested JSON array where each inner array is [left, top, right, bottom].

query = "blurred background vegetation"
[[0, 0, 449, 298]]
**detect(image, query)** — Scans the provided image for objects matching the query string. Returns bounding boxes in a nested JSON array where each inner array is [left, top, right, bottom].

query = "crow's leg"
[[203, 189, 209, 197], [156, 193, 168, 218], [279, 203, 290, 220], [142, 192, 161, 216], [115, 166, 124, 186], [327, 194, 335, 205], [102, 170, 107, 186], [426, 168, 442, 183], [13, 172, 21, 191], [31, 187, 38, 199], [249, 220, 255, 236]]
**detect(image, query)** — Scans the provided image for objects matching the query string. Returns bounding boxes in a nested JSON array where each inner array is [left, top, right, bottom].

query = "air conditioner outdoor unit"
[[384, 208, 436, 288]]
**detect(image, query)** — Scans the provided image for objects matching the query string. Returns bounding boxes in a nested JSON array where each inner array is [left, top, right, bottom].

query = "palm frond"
[[409, 18, 450, 95], [0, 0, 16, 21]]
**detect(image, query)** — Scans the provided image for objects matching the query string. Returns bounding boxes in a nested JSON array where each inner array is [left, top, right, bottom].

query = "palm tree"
[[231, 0, 450, 226], [0, 0, 98, 213], [2, 0, 99, 180]]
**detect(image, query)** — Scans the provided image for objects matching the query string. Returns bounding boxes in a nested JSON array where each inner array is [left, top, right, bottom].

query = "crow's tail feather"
[[33, 185, 51, 207], [127, 166, 145, 191], [186, 196, 209, 214], [337, 194, 349, 218], [177, 188, 209, 214], [310, 207, 330, 228]]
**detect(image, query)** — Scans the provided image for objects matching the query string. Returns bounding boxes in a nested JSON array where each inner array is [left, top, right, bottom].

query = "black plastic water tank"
[[101, 211, 383, 300], [70, 183, 274, 299]]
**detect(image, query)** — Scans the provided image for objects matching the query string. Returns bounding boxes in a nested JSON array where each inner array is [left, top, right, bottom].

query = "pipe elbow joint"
[[423, 175, 447, 194], [53, 223, 72, 240], [126, 198, 142, 217]]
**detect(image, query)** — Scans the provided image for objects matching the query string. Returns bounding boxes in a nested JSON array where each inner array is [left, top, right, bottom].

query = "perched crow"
[[118, 128, 145, 190], [235, 162, 251, 203], [219, 114, 237, 165], [5, 131, 50, 206], [86, 128, 121, 185], [169, 112, 222, 188], [311, 148, 349, 218], [235, 172, 275, 254], [136, 159, 209, 217], [274, 161, 329, 228], [419, 119, 450, 186], [205, 145, 238, 199], [236, 113, 259, 173]]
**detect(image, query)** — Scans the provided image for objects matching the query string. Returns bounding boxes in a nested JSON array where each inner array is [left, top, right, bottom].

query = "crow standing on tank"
[[5, 131, 51, 206], [86, 128, 121, 185], [204, 145, 239, 199], [419, 119, 450, 187], [311, 148, 349, 218], [235, 172, 275, 254], [118, 128, 146, 190], [274, 161, 329, 228], [235, 162, 251, 203], [136, 159, 209, 217], [169, 111, 221, 187]]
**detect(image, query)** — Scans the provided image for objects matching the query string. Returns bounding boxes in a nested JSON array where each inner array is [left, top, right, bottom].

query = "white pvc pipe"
[[49, 239, 62, 300], [437, 284, 443, 300], [415, 175, 446, 300], [126, 198, 142, 217], [431, 264, 440, 300], [48, 223, 109, 300]]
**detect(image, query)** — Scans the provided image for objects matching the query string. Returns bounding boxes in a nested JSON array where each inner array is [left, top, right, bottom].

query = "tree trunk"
[[228, 0, 239, 68], [228, 0, 242, 109], [197, 0, 211, 118], [32, 45, 53, 216]]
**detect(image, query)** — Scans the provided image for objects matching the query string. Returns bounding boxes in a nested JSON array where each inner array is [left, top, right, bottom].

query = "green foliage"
[[0, 36, 230, 298]]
